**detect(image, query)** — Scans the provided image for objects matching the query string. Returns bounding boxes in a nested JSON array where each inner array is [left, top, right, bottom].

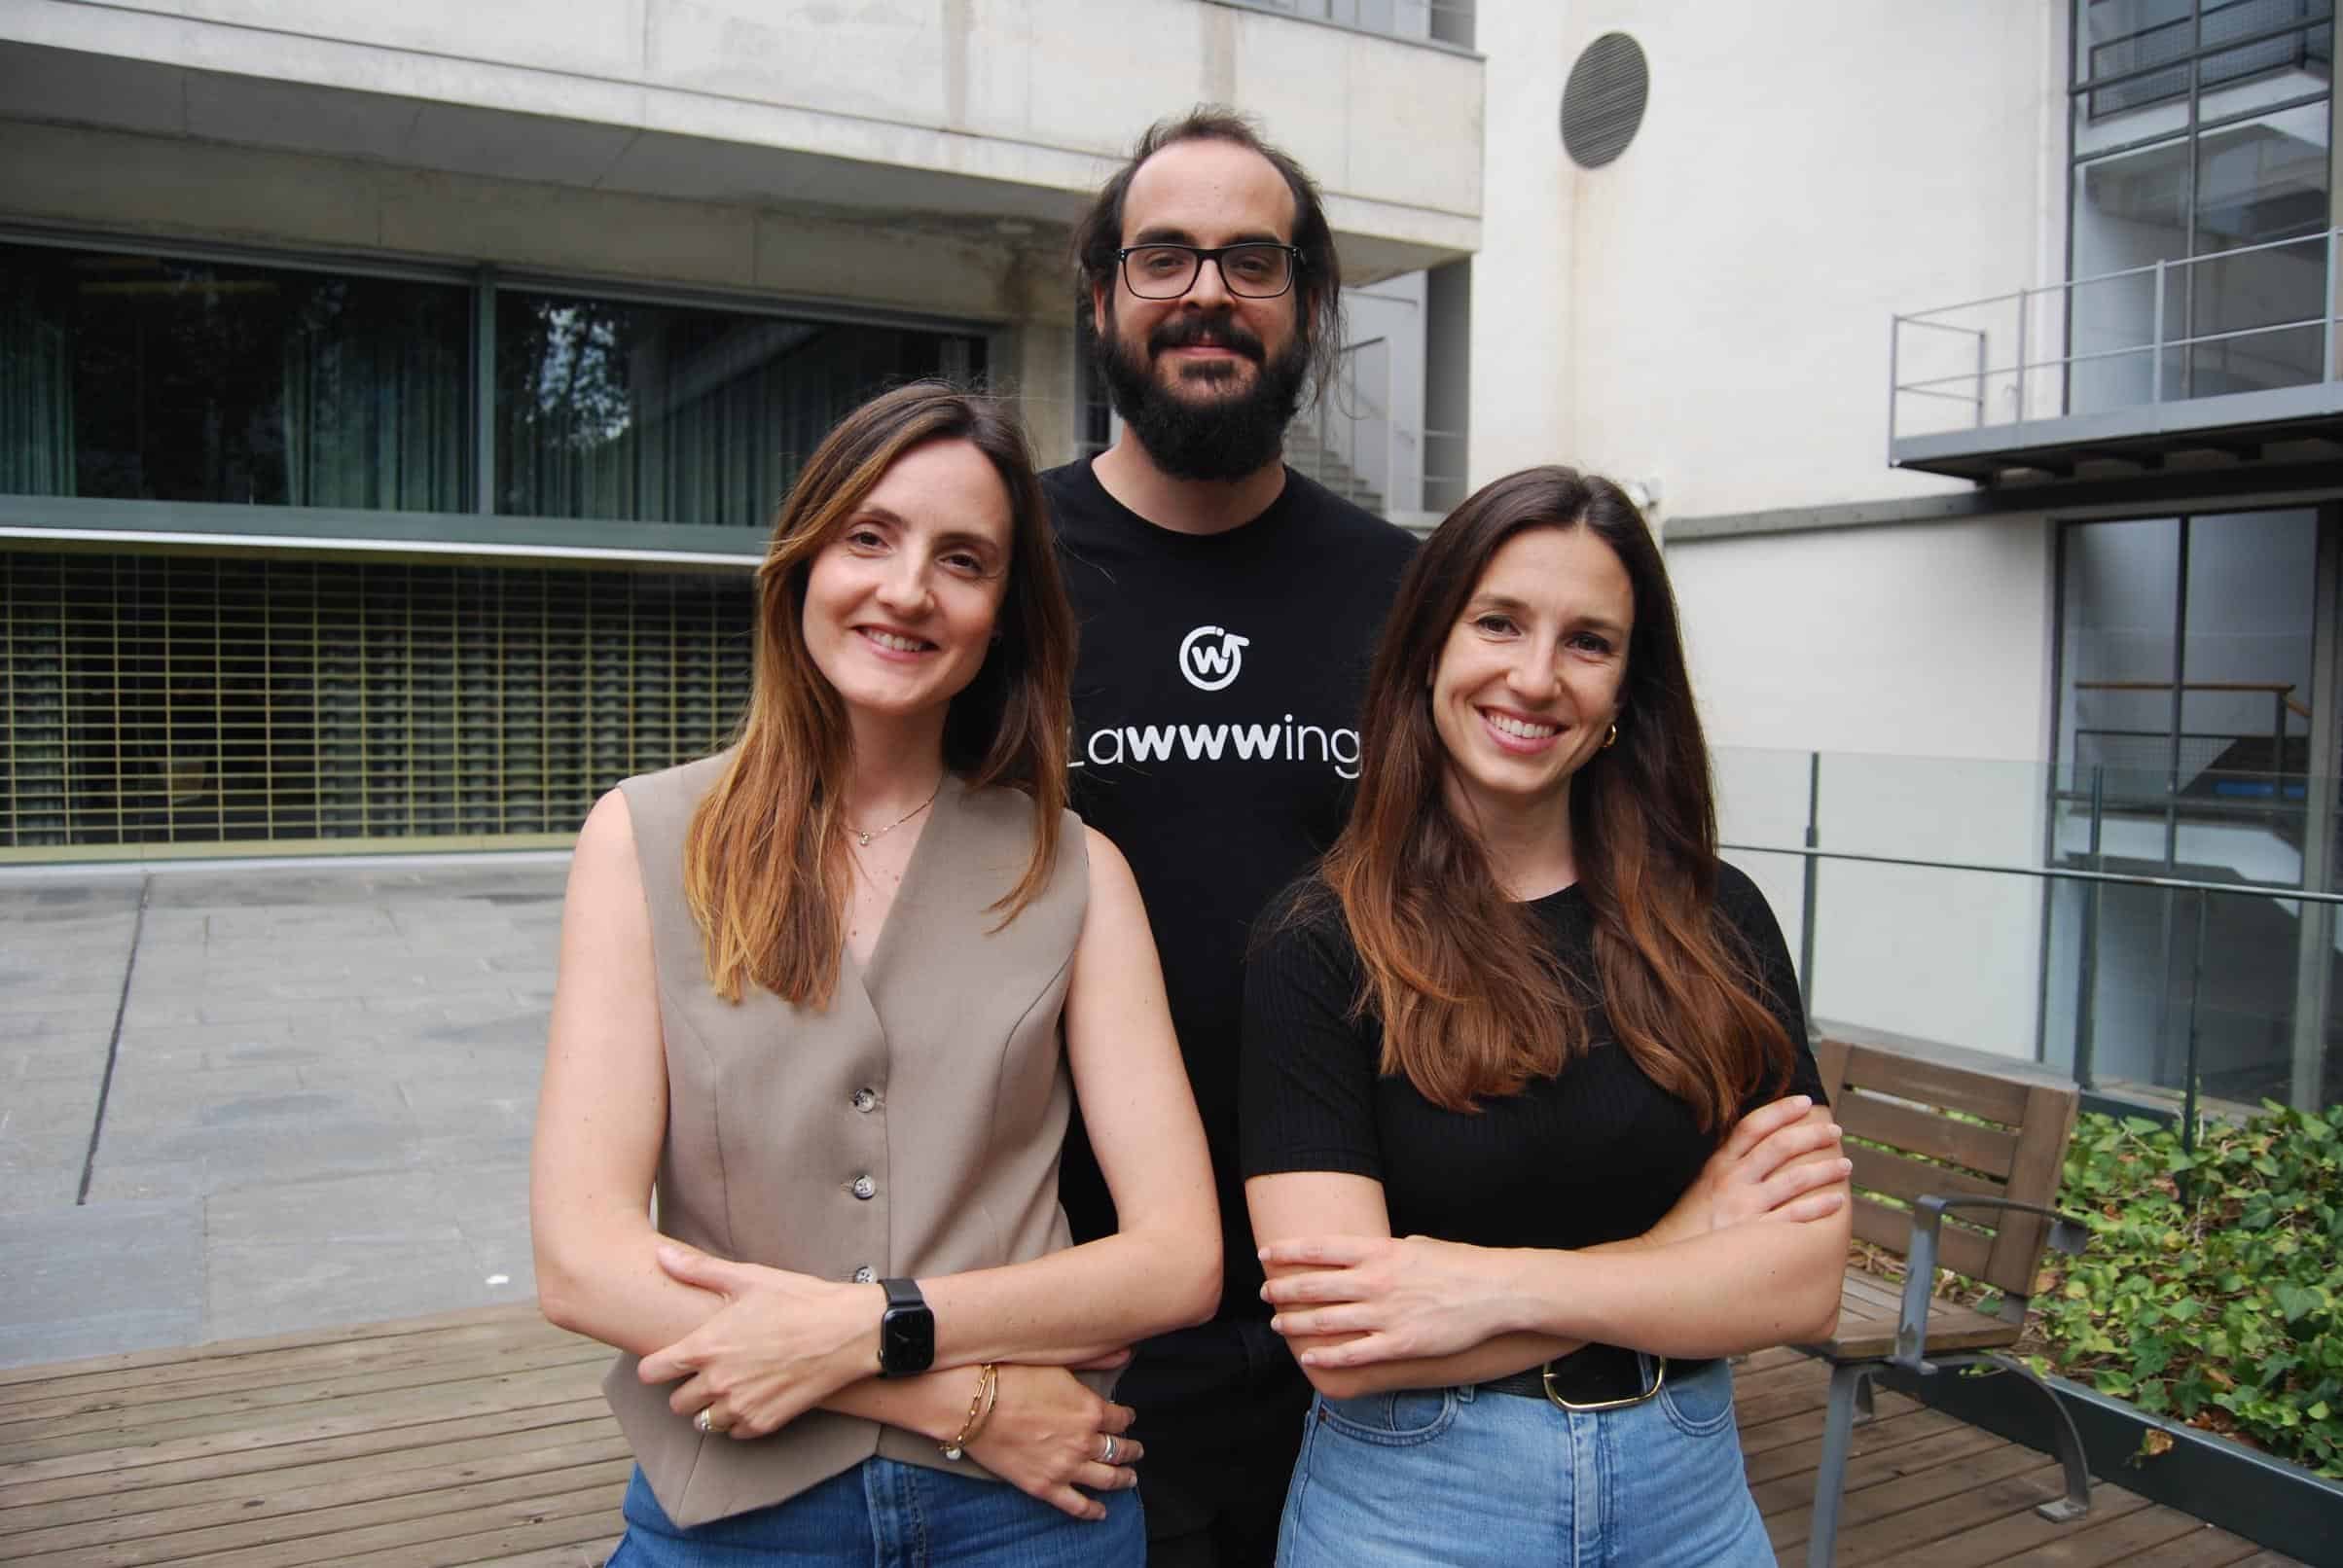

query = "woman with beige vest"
[[531, 382, 1220, 1564]]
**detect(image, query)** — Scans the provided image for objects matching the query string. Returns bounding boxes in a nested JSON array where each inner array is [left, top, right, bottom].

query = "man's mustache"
[[1149, 314, 1266, 363]]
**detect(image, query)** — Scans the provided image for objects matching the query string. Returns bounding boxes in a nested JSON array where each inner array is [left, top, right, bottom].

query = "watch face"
[[882, 1302, 935, 1376]]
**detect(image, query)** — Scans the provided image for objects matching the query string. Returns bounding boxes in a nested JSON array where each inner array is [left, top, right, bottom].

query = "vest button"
[[851, 1174, 877, 1200], [852, 1265, 876, 1284], [852, 1087, 878, 1113]]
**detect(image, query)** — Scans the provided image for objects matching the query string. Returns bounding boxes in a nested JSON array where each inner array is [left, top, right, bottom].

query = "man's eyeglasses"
[[1116, 243, 1305, 301]]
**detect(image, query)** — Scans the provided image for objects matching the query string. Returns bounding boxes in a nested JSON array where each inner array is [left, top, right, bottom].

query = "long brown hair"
[[1318, 467, 1793, 1127], [684, 382, 1076, 1007]]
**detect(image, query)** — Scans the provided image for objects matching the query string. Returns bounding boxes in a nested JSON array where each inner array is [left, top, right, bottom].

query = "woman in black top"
[[1241, 468, 1853, 1566]]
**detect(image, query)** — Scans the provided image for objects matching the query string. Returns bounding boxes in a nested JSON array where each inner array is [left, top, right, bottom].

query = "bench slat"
[[1848, 1144, 2011, 1212], [1835, 1087, 2020, 1179], [1850, 1196, 1995, 1280], [1834, 1044, 2034, 1126], [1807, 1271, 2021, 1362]]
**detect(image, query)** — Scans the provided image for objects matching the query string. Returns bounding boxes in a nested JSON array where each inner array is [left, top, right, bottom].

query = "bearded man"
[[1045, 109, 1419, 1568]]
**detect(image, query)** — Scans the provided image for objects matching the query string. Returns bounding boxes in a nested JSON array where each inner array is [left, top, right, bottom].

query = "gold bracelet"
[[939, 1363, 998, 1461]]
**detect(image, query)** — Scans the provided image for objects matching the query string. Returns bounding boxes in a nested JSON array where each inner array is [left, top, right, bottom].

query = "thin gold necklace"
[[848, 778, 943, 848]]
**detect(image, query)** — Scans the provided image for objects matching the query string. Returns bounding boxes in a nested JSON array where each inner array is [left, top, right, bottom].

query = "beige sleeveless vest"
[[607, 754, 1094, 1527]]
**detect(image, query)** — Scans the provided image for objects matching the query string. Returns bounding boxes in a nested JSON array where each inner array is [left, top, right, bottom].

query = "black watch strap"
[[876, 1276, 934, 1378]]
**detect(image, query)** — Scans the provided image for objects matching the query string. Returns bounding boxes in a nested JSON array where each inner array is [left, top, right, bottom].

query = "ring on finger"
[[1099, 1434, 1118, 1465], [694, 1408, 721, 1437]]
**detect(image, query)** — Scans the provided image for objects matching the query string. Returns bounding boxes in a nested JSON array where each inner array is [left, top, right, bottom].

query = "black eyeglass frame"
[[1113, 243, 1308, 301]]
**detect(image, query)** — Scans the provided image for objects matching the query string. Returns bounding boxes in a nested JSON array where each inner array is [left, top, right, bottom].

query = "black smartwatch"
[[876, 1277, 934, 1378]]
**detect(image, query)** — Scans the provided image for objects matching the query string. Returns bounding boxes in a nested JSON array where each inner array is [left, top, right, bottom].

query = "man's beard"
[[1095, 307, 1312, 482]]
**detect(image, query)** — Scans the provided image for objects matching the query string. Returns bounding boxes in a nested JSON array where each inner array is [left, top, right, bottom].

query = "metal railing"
[[1294, 337, 1397, 513], [2069, 679, 2308, 801], [1888, 225, 2343, 453], [1717, 746, 2338, 1119]]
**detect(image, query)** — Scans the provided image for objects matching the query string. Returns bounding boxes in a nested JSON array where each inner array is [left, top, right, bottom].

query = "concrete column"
[[1423, 259, 1471, 516], [2291, 505, 2342, 1110]]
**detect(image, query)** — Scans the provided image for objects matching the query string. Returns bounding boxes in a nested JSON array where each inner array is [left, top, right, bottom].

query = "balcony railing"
[[1887, 226, 2343, 479], [1714, 744, 2342, 1122]]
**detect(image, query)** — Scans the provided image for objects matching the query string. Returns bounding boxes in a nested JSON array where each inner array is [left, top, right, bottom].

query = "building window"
[[2068, 0, 2333, 413], [494, 290, 984, 527], [0, 238, 991, 529], [0, 242, 470, 510], [2045, 507, 2327, 1107]]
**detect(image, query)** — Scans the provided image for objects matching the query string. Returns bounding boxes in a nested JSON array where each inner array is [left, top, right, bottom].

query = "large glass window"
[[2068, 0, 2332, 413], [0, 243, 470, 510], [0, 240, 992, 529], [495, 292, 984, 527], [2046, 509, 2325, 1106]]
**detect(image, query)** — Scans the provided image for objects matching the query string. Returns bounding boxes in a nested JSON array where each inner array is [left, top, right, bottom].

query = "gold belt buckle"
[[1541, 1353, 1667, 1412]]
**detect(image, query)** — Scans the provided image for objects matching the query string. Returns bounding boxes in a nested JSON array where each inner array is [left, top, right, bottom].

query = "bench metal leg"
[[1985, 1354, 2092, 1522], [1806, 1363, 1871, 1568], [1853, 1369, 1876, 1426]]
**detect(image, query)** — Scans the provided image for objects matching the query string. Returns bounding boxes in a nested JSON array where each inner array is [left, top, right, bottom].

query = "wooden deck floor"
[[0, 1305, 2302, 1567]]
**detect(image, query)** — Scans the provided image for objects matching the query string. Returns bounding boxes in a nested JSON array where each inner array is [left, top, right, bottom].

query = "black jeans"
[[1124, 1318, 1314, 1568]]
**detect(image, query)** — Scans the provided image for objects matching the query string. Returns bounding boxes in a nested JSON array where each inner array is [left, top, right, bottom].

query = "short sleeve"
[[1240, 889, 1387, 1183], [1716, 863, 1828, 1116]]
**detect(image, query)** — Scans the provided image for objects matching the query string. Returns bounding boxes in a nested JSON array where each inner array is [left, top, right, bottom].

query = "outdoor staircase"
[[1284, 423, 1386, 516]]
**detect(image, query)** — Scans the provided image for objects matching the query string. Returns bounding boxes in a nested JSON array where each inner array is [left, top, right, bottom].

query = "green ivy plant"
[[2027, 1104, 2343, 1478], [1849, 1101, 2343, 1477]]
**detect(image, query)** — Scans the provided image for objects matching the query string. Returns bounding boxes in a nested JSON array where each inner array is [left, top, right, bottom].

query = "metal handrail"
[[1890, 225, 2343, 444], [2074, 678, 2309, 721], [1897, 310, 2343, 395], [1898, 225, 2340, 325], [1721, 840, 2343, 905]]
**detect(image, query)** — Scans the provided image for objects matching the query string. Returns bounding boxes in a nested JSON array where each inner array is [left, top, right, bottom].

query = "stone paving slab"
[[0, 1196, 203, 1366], [0, 855, 569, 1367]]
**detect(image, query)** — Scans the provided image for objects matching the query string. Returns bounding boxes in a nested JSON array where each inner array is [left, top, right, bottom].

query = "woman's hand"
[[1643, 1096, 1850, 1247], [1258, 1233, 1516, 1370], [963, 1366, 1140, 1521], [638, 1244, 880, 1440]]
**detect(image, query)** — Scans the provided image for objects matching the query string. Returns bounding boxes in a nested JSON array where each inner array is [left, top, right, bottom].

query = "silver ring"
[[694, 1408, 715, 1436], [1100, 1434, 1118, 1464]]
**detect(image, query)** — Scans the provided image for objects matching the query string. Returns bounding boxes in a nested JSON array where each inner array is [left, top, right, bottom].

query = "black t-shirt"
[[1240, 862, 1826, 1250], [1046, 457, 1418, 1322]]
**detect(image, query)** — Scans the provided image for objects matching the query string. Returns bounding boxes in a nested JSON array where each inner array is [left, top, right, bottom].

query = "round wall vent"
[[1561, 33, 1649, 170]]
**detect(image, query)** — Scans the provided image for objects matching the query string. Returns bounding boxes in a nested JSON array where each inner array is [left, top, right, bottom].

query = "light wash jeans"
[[607, 1456, 1144, 1568], [1276, 1356, 1770, 1568]]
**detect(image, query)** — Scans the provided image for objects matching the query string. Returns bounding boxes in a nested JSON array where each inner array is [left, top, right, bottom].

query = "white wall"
[[1465, 0, 1572, 486], [1470, 0, 2070, 520], [1678, 514, 2059, 1058]]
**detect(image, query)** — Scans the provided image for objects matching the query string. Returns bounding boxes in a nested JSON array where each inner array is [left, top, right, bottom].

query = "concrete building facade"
[[5, 0, 2338, 1111], [0, 0, 1479, 855], [1462, 1, 2338, 1110]]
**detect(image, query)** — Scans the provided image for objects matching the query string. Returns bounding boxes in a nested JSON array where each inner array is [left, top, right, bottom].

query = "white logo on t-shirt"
[[1178, 625, 1250, 692]]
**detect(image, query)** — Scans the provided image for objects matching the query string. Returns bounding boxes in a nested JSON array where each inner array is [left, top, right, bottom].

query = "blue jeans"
[[1276, 1357, 1770, 1567], [608, 1458, 1144, 1567]]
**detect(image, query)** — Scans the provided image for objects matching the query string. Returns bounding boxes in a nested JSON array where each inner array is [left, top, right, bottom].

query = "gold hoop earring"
[[1603, 723, 1618, 749]]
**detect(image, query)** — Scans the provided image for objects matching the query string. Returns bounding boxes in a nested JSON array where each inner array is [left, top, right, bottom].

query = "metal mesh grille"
[[0, 550, 753, 855], [1562, 32, 1649, 170]]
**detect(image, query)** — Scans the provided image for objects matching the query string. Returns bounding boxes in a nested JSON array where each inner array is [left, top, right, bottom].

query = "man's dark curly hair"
[[1072, 106, 1344, 403]]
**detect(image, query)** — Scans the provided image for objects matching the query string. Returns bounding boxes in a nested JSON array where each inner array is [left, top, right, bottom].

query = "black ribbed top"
[[1240, 862, 1824, 1251]]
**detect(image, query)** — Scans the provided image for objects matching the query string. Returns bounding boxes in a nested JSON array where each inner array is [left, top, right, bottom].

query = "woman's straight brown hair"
[[683, 381, 1076, 1009], [1316, 466, 1794, 1128]]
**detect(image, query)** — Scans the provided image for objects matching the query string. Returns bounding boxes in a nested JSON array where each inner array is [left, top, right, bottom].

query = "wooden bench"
[[1796, 1038, 2096, 1568]]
